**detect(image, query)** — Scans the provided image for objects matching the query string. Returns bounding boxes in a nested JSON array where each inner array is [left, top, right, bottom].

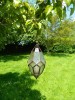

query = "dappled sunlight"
[[45, 53, 71, 58], [0, 54, 29, 62]]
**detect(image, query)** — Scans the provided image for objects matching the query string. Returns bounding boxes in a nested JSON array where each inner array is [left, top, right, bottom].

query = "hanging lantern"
[[28, 44, 46, 78]]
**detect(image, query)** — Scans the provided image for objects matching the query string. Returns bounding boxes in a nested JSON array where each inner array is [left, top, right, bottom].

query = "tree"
[[40, 19, 75, 53], [0, 0, 35, 50], [35, 0, 75, 20], [0, 0, 75, 51]]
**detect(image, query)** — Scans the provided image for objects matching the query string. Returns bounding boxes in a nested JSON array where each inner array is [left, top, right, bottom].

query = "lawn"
[[0, 53, 75, 100]]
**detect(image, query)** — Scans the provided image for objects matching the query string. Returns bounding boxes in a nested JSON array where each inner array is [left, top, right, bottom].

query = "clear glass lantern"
[[28, 44, 46, 78]]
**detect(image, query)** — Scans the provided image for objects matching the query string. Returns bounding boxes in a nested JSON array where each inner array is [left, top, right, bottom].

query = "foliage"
[[0, 0, 75, 52], [36, 17, 75, 53], [0, 0, 35, 49], [54, 20, 75, 53], [36, 0, 75, 20]]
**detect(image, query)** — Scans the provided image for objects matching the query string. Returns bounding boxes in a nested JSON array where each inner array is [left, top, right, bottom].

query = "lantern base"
[[34, 75, 39, 79]]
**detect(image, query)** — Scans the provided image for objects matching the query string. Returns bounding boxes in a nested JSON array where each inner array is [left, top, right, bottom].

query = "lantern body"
[[28, 44, 46, 78]]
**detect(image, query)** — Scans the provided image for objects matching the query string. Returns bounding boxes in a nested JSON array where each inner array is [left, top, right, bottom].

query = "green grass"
[[0, 53, 75, 100]]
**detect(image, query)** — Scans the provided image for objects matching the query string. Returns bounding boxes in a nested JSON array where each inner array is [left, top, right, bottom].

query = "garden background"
[[0, 0, 75, 100]]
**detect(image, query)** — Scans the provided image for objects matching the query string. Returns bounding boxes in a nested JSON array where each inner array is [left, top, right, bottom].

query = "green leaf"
[[37, 0, 44, 4], [22, 15, 26, 21], [64, 0, 71, 6], [63, 6, 66, 18], [70, 8, 74, 15], [38, 22, 42, 29], [56, 7, 62, 18], [25, 20, 32, 26], [44, 5, 53, 16], [24, 2, 30, 11]]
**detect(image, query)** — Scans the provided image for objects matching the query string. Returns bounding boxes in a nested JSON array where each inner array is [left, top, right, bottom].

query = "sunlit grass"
[[0, 53, 75, 100]]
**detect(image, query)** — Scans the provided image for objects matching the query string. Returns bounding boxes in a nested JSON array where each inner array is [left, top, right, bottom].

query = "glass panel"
[[34, 73, 39, 78], [35, 48, 39, 52], [40, 52, 46, 64], [38, 62, 43, 67], [28, 65, 33, 74], [40, 65, 45, 74], [33, 65, 40, 74], [37, 62, 45, 74], [33, 52, 40, 64], [28, 52, 34, 64], [30, 61, 36, 67]]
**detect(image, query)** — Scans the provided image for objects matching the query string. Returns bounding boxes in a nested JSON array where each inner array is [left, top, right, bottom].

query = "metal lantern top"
[[28, 44, 46, 78]]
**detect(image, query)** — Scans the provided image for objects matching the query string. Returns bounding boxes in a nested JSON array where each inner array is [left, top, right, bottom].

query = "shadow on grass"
[[0, 54, 29, 62], [46, 53, 70, 57], [0, 71, 46, 100]]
